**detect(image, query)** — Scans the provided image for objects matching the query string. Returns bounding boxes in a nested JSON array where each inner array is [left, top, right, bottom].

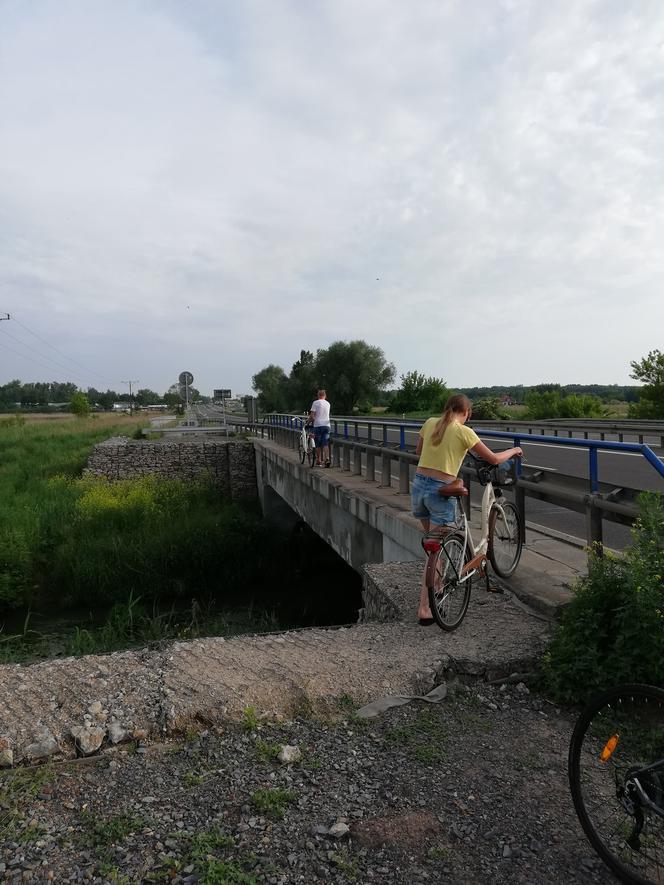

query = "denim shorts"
[[411, 472, 457, 526], [313, 426, 330, 447]]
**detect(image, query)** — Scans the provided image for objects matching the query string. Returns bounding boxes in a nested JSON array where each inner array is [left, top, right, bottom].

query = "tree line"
[[253, 342, 664, 420], [0, 380, 203, 411]]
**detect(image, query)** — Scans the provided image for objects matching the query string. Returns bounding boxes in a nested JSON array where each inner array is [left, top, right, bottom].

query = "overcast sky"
[[1, 0, 663, 397]]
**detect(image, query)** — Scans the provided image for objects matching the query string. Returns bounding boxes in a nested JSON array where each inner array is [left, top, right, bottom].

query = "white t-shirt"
[[310, 398, 331, 427]]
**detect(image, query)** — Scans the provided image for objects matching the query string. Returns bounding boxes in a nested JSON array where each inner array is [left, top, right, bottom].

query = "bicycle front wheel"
[[298, 439, 306, 464], [307, 439, 316, 467], [426, 533, 471, 631], [569, 683, 664, 885], [488, 501, 522, 578]]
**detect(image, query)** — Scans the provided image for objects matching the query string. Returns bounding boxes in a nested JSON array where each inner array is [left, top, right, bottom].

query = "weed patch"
[[250, 787, 297, 820], [384, 708, 447, 765]]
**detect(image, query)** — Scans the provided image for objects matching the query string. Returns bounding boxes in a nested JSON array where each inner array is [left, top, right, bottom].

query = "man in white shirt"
[[309, 389, 331, 467]]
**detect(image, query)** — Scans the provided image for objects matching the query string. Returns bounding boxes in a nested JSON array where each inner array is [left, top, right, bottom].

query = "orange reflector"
[[600, 734, 619, 762]]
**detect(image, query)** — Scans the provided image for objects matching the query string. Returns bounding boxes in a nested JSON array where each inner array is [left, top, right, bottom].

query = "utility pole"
[[122, 379, 139, 414]]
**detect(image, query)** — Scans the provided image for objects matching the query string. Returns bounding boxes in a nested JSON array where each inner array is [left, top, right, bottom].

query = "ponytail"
[[430, 394, 472, 446]]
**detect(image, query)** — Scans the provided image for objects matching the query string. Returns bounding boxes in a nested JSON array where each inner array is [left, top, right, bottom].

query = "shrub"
[[542, 492, 664, 702], [469, 398, 508, 420]]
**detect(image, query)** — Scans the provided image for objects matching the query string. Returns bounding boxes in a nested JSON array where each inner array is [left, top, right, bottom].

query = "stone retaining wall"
[[84, 436, 257, 498]]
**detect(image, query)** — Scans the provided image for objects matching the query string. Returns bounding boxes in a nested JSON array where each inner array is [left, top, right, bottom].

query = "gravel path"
[[1, 682, 616, 884]]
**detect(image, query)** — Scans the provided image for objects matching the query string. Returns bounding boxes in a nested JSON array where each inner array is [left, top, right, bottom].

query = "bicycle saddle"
[[437, 479, 468, 497]]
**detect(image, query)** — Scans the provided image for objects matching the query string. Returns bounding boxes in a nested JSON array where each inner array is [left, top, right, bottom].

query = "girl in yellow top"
[[412, 394, 523, 625]]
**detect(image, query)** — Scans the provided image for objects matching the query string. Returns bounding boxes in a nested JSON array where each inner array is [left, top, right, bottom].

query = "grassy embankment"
[[0, 413, 279, 661]]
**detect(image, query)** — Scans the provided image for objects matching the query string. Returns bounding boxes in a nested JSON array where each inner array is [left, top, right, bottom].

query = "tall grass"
[[0, 415, 270, 613]]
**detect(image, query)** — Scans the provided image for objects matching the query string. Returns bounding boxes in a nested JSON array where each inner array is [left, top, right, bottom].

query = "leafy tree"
[[629, 349, 664, 418], [390, 371, 450, 414], [314, 340, 395, 413], [287, 350, 317, 412], [252, 364, 289, 413], [87, 388, 124, 410], [135, 388, 162, 407], [70, 391, 91, 417], [163, 384, 181, 409]]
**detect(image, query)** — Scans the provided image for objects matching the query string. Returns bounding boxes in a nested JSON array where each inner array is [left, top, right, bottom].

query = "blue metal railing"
[[263, 413, 664, 493]]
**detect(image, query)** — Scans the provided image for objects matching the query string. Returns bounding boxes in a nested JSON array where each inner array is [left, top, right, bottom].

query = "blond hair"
[[430, 394, 472, 446]]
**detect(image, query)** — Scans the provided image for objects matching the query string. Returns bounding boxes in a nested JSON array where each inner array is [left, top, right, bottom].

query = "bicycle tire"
[[298, 439, 306, 464], [426, 533, 471, 631], [568, 683, 664, 885], [488, 500, 522, 578], [307, 439, 316, 468]]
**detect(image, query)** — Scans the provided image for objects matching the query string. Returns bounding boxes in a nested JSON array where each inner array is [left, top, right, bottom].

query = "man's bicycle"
[[298, 421, 316, 468], [422, 456, 523, 631], [568, 683, 664, 884]]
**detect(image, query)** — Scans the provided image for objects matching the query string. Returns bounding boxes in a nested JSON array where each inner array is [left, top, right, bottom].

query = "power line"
[[0, 324, 98, 384], [0, 335, 93, 386], [7, 314, 119, 386]]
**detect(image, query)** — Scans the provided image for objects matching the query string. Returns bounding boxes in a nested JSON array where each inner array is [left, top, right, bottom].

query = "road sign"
[[214, 389, 231, 399], [179, 371, 194, 386]]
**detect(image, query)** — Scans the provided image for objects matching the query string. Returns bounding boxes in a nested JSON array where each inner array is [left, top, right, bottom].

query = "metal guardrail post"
[[353, 445, 362, 476], [589, 448, 599, 492], [586, 495, 603, 555], [399, 459, 409, 493], [343, 445, 351, 471], [333, 440, 341, 467], [383, 424, 388, 446], [515, 484, 526, 544], [399, 426, 406, 450], [366, 449, 375, 482], [343, 421, 348, 440], [380, 451, 391, 488], [367, 423, 372, 445]]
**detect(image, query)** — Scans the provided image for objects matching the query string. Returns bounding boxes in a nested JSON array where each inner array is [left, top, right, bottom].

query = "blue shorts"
[[314, 426, 330, 447], [411, 473, 457, 526]]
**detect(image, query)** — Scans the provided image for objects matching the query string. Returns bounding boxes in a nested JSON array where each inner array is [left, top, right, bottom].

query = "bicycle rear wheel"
[[298, 437, 306, 464], [569, 683, 664, 884], [426, 533, 471, 631], [488, 500, 522, 578], [307, 438, 316, 467]]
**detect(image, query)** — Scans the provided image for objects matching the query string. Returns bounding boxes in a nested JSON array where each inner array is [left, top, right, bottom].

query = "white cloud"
[[1, 0, 664, 393]]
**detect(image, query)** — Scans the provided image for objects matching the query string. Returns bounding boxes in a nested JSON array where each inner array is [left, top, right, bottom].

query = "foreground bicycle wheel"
[[298, 438, 306, 464], [568, 683, 664, 884], [488, 500, 522, 578], [426, 533, 471, 631]]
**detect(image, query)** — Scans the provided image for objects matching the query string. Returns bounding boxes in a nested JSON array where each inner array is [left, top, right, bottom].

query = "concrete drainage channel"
[[0, 560, 555, 769]]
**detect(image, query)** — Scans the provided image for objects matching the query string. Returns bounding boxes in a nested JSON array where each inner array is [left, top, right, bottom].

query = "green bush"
[[542, 493, 664, 702], [469, 398, 508, 420]]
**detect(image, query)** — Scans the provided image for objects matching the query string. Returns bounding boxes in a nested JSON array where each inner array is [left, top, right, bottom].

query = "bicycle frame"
[[453, 479, 507, 581], [625, 760, 664, 820]]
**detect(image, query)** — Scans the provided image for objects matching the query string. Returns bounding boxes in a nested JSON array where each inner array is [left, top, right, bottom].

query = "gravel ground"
[[1, 682, 615, 884]]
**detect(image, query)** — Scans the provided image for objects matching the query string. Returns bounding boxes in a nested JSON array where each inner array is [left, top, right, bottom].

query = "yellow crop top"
[[417, 418, 481, 476]]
